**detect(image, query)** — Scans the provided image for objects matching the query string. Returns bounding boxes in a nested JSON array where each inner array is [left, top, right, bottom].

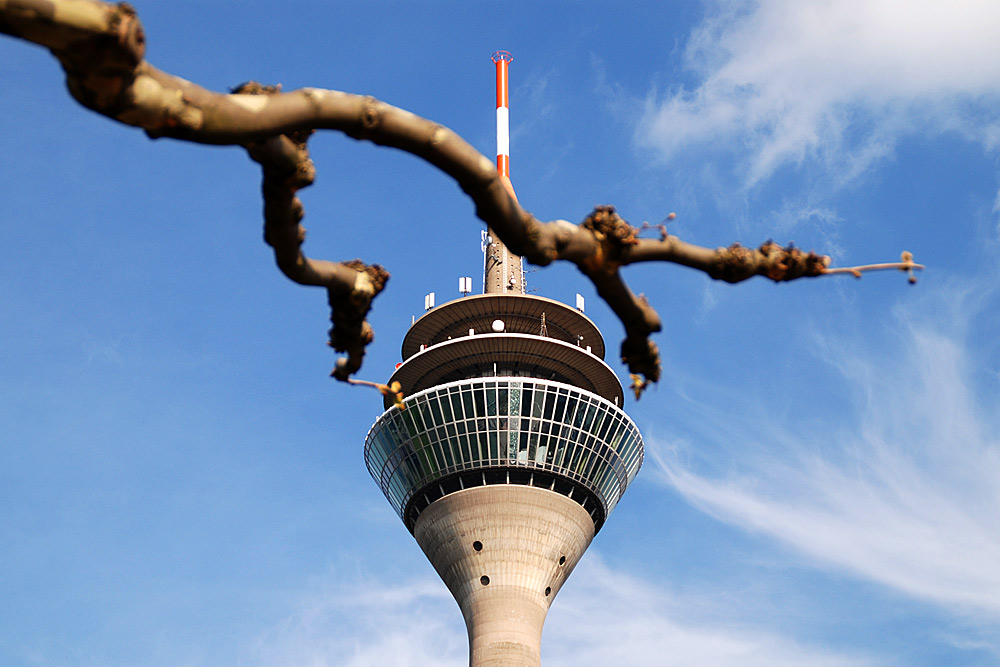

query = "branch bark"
[[0, 0, 921, 394]]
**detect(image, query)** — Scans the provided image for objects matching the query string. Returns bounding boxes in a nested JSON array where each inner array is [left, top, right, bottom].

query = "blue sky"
[[2, 1, 1000, 665]]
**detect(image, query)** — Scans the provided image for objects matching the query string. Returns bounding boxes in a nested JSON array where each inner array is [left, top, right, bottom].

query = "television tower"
[[364, 52, 645, 666]]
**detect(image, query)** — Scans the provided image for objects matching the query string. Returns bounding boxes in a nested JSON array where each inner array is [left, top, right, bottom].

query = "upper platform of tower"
[[384, 293, 624, 409], [402, 293, 604, 358]]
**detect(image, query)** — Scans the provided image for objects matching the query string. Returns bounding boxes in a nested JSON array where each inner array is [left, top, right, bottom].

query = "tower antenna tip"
[[491, 50, 513, 64]]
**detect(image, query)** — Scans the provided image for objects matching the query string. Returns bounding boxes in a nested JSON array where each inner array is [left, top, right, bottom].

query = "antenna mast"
[[483, 51, 525, 295]]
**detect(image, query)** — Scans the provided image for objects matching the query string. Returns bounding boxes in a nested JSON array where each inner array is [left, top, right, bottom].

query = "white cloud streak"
[[639, 0, 1000, 186], [246, 571, 467, 667], [544, 557, 872, 667], [247, 558, 872, 667], [650, 280, 1000, 622]]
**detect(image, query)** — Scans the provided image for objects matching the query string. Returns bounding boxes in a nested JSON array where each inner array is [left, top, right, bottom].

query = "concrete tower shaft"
[[414, 486, 593, 667]]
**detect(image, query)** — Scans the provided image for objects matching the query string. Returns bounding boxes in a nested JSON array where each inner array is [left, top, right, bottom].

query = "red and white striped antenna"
[[492, 50, 514, 185], [484, 50, 524, 294]]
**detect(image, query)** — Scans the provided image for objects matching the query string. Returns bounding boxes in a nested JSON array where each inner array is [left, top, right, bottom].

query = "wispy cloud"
[[638, 0, 1000, 187], [246, 569, 467, 667], [545, 557, 873, 667], [649, 279, 1000, 624], [247, 557, 873, 667]]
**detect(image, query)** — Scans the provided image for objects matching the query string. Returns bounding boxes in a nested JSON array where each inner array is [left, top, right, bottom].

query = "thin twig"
[[822, 252, 924, 283]]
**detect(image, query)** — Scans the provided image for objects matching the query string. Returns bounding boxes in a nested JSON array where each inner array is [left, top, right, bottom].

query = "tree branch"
[[0, 0, 922, 394]]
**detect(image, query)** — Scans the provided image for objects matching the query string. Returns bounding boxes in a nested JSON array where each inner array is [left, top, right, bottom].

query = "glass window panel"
[[417, 446, 437, 475], [475, 430, 489, 461], [590, 409, 607, 437], [507, 423, 519, 460], [451, 433, 465, 463], [443, 429, 460, 467], [486, 385, 497, 416], [549, 434, 567, 469], [460, 433, 476, 463], [532, 389, 545, 418], [379, 426, 396, 450], [581, 449, 603, 481], [619, 432, 637, 460], [554, 422, 568, 443], [488, 431, 500, 462], [384, 417, 401, 445], [597, 412, 614, 441], [622, 430, 637, 459], [437, 438, 454, 469], [416, 401, 432, 431], [375, 454, 396, 474], [593, 466, 612, 495], [440, 392, 454, 422], [413, 426, 430, 451], [561, 396, 580, 424], [400, 452, 421, 486], [610, 459, 628, 490], [542, 390, 556, 420], [553, 393, 568, 423], [596, 442, 611, 461], [424, 400, 439, 431], [409, 401, 425, 431], [498, 386, 509, 416], [429, 396, 444, 426], [544, 435, 558, 465], [575, 449, 591, 478], [509, 383, 521, 416], [538, 429, 553, 463], [606, 421, 625, 449], [387, 477, 403, 504], [463, 390, 475, 419], [473, 388, 486, 418], [401, 409, 419, 439], [449, 392, 464, 420], [565, 442, 582, 473], [369, 432, 386, 463]]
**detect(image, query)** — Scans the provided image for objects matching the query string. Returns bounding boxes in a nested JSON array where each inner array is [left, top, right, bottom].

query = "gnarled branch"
[[0, 0, 922, 393]]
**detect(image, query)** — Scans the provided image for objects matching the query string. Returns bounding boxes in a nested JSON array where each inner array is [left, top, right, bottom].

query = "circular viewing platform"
[[364, 377, 644, 533]]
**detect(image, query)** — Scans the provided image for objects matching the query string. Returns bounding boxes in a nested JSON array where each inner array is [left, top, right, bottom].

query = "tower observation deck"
[[363, 53, 644, 667]]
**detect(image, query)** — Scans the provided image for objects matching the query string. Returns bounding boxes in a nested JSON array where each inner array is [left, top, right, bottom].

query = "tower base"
[[413, 484, 595, 667]]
